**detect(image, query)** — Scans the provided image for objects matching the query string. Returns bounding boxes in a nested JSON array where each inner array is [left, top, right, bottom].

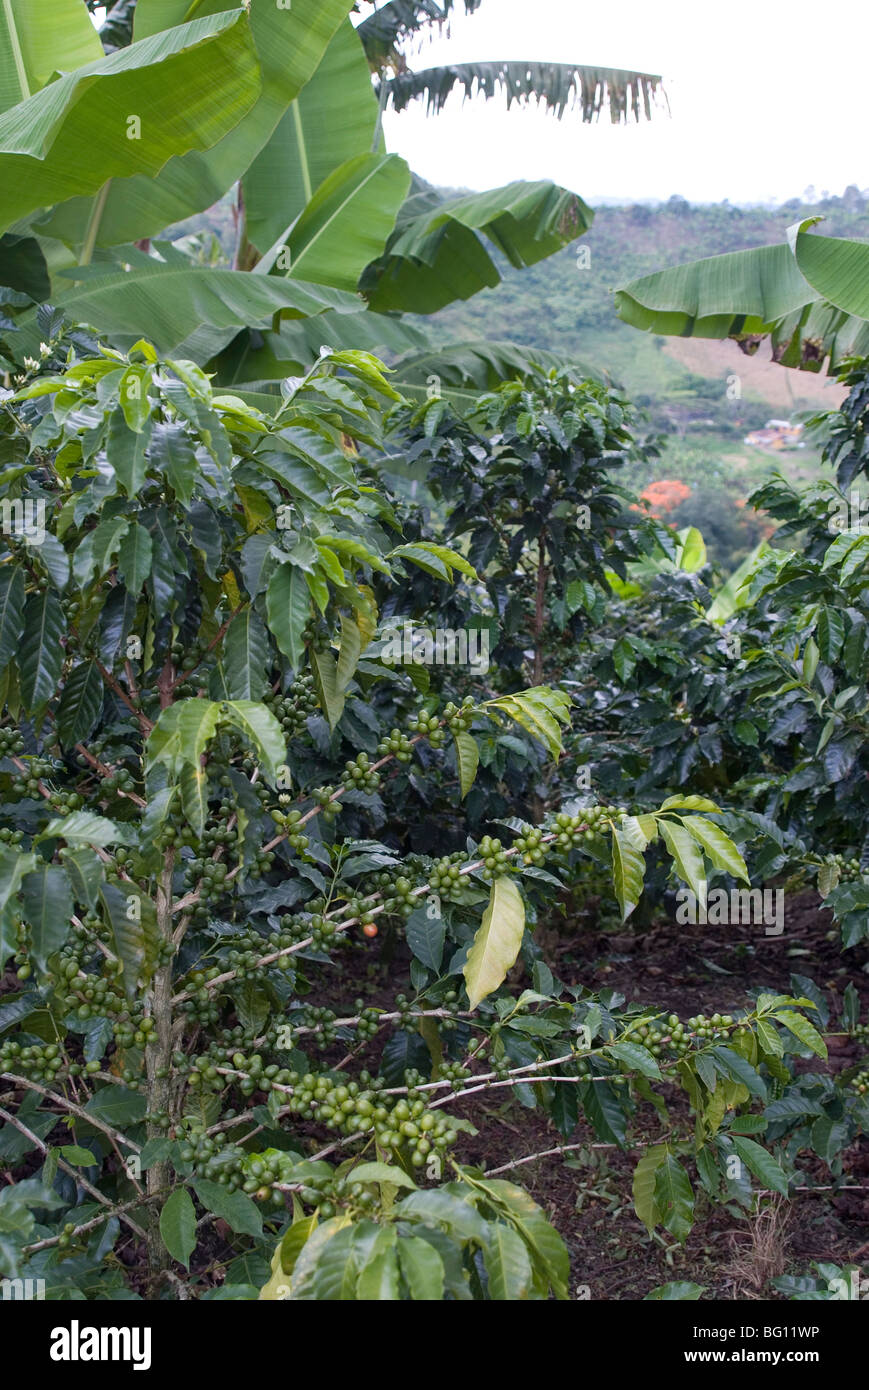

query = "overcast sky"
[[380, 0, 868, 204]]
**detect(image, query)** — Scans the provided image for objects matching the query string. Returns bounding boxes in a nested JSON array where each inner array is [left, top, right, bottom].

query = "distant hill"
[[425, 192, 868, 569], [169, 189, 867, 571], [427, 193, 867, 420]]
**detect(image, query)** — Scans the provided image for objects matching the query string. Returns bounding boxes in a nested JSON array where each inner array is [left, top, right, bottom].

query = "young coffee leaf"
[[611, 826, 645, 921], [453, 730, 479, 800], [21, 865, 73, 970], [350, 1163, 417, 1191], [117, 521, 153, 596], [659, 795, 721, 813], [159, 1188, 197, 1270], [266, 562, 309, 671], [61, 847, 103, 911], [607, 1040, 662, 1079], [652, 1154, 694, 1243], [310, 646, 345, 731], [0, 566, 25, 673], [405, 904, 445, 973], [463, 876, 525, 1010], [773, 1009, 828, 1059], [41, 812, 131, 849], [659, 819, 707, 907], [397, 1235, 445, 1301], [336, 614, 362, 693], [179, 762, 209, 839], [223, 609, 269, 701], [19, 589, 64, 711], [191, 1179, 262, 1239], [644, 1281, 707, 1300], [99, 881, 148, 1002], [632, 1142, 667, 1234], [356, 1240, 401, 1301], [224, 701, 286, 785], [107, 408, 153, 496], [729, 1136, 789, 1196], [680, 815, 749, 884], [482, 1222, 533, 1300], [55, 660, 103, 749], [146, 699, 220, 776]]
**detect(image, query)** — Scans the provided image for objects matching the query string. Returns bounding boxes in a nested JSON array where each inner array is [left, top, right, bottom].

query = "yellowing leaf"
[[463, 876, 525, 1011]]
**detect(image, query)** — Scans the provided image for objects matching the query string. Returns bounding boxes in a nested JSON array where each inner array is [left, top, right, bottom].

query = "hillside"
[[425, 193, 869, 566], [169, 190, 868, 568]]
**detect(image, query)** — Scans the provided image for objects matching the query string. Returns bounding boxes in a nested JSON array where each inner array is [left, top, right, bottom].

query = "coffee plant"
[[2, 325, 860, 1300]]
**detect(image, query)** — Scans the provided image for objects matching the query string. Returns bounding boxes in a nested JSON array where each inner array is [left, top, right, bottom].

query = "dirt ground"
[[449, 891, 869, 1300], [329, 889, 869, 1300], [4, 890, 865, 1301]]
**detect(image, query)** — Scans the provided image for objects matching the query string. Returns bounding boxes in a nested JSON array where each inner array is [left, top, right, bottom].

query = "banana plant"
[[0, 0, 664, 394], [352, 0, 665, 125], [615, 218, 869, 373]]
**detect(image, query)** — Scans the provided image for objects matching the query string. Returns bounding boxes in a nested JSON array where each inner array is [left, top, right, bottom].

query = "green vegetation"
[[0, 0, 866, 1308]]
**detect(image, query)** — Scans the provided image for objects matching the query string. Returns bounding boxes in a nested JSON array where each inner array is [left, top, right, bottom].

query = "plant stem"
[[533, 531, 547, 684], [293, 101, 313, 204], [371, 73, 390, 153], [79, 180, 112, 268], [145, 854, 175, 1280]]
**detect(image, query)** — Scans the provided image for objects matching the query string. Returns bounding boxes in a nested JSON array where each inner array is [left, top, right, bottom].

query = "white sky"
[[380, 0, 869, 203]]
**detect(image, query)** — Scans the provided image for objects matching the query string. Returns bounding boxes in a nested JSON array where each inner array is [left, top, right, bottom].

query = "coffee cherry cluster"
[[178, 967, 222, 1025], [221, 930, 289, 978], [376, 727, 414, 762], [293, 1005, 339, 1048], [408, 708, 444, 748], [477, 835, 510, 881], [9, 755, 55, 797], [443, 697, 476, 733], [0, 1038, 65, 1082], [264, 675, 318, 738], [554, 803, 625, 850], [513, 824, 548, 866], [361, 874, 417, 921], [479, 1051, 513, 1080], [824, 853, 867, 883], [341, 752, 380, 794], [224, 1052, 294, 1097], [429, 852, 467, 896], [393, 993, 418, 1030], [239, 1149, 298, 1204], [299, 913, 340, 952], [291, 1169, 381, 1218], [176, 1125, 250, 1192], [51, 934, 130, 1025], [311, 787, 342, 826], [634, 1014, 692, 1059], [438, 1059, 472, 1091], [96, 768, 136, 800], [269, 805, 311, 853], [686, 1012, 738, 1040], [351, 1000, 381, 1042], [848, 1067, 869, 1096], [0, 727, 25, 758]]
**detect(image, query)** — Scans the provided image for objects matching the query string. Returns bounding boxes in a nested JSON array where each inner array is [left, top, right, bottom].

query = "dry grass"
[[725, 1197, 792, 1297]]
